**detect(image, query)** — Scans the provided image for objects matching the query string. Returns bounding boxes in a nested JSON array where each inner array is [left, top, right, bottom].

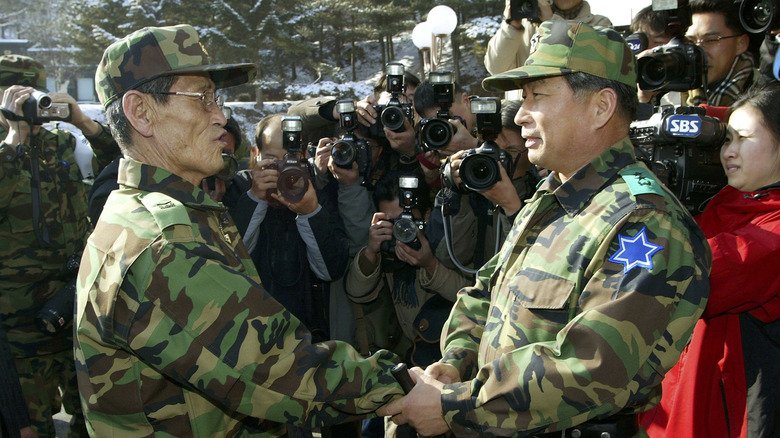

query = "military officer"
[[74, 24, 403, 437], [379, 21, 712, 437], [1, 54, 118, 437]]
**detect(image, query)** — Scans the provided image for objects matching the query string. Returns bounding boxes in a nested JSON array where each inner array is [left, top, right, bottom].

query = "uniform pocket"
[[507, 268, 575, 310]]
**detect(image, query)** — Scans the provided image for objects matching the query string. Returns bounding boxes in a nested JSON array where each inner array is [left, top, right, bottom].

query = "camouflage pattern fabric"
[[482, 20, 637, 92], [0, 54, 48, 91], [75, 158, 404, 437], [438, 138, 711, 436], [95, 24, 256, 107]]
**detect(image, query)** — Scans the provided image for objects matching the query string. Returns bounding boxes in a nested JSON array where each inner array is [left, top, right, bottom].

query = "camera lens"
[[740, 0, 777, 33], [277, 166, 309, 202], [461, 154, 501, 191], [330, 140, 356, 168], [31, 90, 52, 109], [392, 218, 419, 245], [422, 118, 453, 150], [381, 106, 406, 132], [638, 53, 682, 91]]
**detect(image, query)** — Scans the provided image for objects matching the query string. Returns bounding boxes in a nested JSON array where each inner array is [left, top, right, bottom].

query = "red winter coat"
[[640, 184, 780, 438]]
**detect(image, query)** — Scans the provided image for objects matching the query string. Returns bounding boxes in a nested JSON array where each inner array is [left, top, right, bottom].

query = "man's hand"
[[385, 117, 417, 156], [356, 94, 379, 127], [425, 362, 461, 384], [396, 231, 437, 275], [314, 137, 335, 176], [49, 92, 102, 136], [364, 212, 393, 265], [328, 157, 360, 186], [202, 178, 226, 202], [441, 119, 478, 156], [479, 164, 523, 216], [272, 180, 319, 215], [250, 158, 278, 200], [378, 367, 450, 436], [1, 85, 33, 145]]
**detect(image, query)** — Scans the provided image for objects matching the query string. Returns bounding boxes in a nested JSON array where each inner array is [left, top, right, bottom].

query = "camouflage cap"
[[95, 24, 257, 108], [0, 54, 48, 92], [482, 20, 637, 92]]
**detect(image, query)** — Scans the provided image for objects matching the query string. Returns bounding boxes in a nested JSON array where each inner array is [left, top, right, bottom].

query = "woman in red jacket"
[[640, 84, 780, 437]]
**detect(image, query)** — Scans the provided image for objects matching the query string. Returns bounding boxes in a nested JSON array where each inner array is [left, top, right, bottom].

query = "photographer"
[[683, 0, 756, 106], [484, 0, 611, 99], [0, 54, 118, 437]]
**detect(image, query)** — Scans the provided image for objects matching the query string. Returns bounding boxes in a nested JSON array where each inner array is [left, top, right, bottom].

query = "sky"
[[587, 0, 653, 26]]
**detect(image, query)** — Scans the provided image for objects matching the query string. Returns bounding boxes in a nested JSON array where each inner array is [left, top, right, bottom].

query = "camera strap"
[[28, 142, 51, 248]]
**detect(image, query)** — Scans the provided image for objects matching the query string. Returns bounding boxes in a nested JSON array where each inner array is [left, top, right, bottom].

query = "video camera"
[[381, 175, 426, 259], [738, 0, 779, 33], [441, 98, 514, 192], [629, 104, 727, 213], [21, 91, 72, 124], [635, 0, 707, 93], [331, 99, 372, 177], [418, 71, 458, 151], [35, 253, 80, 336], [508, 0, 539, 22], [368, 62, 415, 138], [266, 116, 312, 205]]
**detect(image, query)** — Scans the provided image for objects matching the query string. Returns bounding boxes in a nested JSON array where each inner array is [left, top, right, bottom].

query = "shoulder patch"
[[139, 192, 191, 231], [620, 165, 664, 197]]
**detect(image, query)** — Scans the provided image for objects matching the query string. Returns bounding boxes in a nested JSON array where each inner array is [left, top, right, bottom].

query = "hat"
[[483, 20, 636, 92], [95, 24, 257, 108], [0, 54, 48, 92]]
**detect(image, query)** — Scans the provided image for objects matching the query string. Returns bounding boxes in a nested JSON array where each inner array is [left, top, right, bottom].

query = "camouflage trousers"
[[14, 349, 88, 438]]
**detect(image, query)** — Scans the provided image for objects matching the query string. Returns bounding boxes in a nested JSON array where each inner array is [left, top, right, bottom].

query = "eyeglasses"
[[687, 34, 742, 47], [153, 90, 224, 112]]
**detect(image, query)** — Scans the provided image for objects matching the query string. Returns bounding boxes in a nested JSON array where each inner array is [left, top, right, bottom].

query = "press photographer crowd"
[[1, 0, 779, 437]]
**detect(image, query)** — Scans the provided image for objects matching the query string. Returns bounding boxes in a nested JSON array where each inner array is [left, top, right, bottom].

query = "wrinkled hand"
[[424, 362, 461, 384], [250, 158, 278, 200], [202, 178, 227, 202], [378, 367, 450, 436]]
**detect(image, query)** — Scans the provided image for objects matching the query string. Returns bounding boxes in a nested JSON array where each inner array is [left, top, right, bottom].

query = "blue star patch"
[[608, 226, 663, 274]]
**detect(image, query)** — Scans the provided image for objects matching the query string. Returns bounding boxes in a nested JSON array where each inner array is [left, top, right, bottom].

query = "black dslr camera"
[[266, 116, 312, 204], [442, 98, 513, 192], [738, 0, 779, 33], [21, 91, 72, 124], [369, 62, 415, 138], [636, 0, 707, 93], [381, 175, 426, 258], [630, 104, 727, 213], [35, 253, 80, 336], [418, 71, 458, 151], [508, 0, 539, 21], [331, 99, 372, 176]]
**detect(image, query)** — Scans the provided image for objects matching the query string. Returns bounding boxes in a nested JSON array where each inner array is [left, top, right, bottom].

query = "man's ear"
[[122, 90, 154, 138], [735, 33, 750, 56], [590, 87, 618, 129]]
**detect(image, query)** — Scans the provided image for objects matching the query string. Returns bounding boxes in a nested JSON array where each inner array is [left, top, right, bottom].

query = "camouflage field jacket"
[[0, 123, 117, 357], [75, 158, 403, 437], [438, 138, 712, 436]]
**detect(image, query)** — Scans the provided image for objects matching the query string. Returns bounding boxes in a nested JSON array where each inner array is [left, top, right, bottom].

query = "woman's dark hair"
[[730, 83, 780, 144]]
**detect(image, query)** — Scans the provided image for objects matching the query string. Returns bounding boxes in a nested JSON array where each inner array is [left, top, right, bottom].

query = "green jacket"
[[438, 138, 711, 436], [0, 123, 117, 357], [75, 158, 403, 437]]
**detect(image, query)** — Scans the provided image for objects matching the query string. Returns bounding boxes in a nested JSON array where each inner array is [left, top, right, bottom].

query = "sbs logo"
[[666, 115, 701, 138]]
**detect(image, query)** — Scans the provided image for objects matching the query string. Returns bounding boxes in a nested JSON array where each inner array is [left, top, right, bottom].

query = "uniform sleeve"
[[417, 259, 473, 303], [296, 201, 349, 282], [116, 238, 403, 428], [439, 209, 710, 436], [345, 247, 384, 303], [337, 182, 375, 256], [83, 122, 120, 174], [483, 21, 536, 76], [702, 217, 780, 320]]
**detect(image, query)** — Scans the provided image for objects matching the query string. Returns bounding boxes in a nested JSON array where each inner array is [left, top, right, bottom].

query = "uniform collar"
[[538, 137, 637, 216], [117, 157, 226, 211]]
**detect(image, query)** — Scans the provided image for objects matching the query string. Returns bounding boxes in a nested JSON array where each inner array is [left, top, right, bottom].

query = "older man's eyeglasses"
[[153, 90, 224, 112], [687, 34, 742, 47]]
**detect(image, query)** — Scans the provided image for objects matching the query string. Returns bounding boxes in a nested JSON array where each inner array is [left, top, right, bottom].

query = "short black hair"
[[563, 72, 639, 123], [372, 170, 431, 214], [106, 75, 176, 148], [374, 69, 421, 96], [690, 0, 746, 34], [413, 80, 465, 116], [631, 5, 675, 36]]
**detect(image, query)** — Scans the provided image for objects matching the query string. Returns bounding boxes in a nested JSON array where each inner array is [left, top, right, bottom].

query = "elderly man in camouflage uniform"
[[0, 54, 118, 437], [74, 24, 403, 437], [379, 21, 712, 437]]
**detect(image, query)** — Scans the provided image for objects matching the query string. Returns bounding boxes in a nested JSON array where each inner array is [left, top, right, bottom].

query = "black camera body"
[[332, 99, 372, 176], [381, 176, 426, 258], [739, 0, 779, 33], [418, 71, 457, 151], [369, 62, 415, 138], [22, 91, 71, 125], [35, 253, 80, 336], [509, 0, 539, 21], [266, 116, 312, 205], [629, 105, 727, 213], [442, 98, 513, 192], [637, 37, 707, 92]]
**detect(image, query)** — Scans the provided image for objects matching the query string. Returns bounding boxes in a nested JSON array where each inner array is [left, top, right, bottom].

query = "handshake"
[[380, 362, 461, 437]]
